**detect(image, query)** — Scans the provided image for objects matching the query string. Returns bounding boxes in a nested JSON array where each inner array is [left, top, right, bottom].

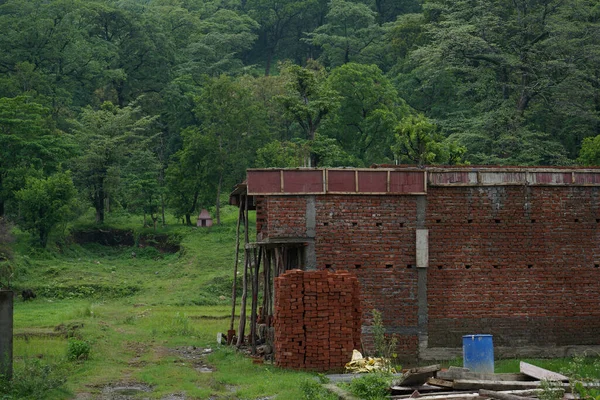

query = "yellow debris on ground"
[[344, 350, 394, 373]]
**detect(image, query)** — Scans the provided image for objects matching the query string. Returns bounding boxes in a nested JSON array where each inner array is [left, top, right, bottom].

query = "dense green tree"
[[392, 114, 466, 165], [277, 61, 340, 166], [255, 140, 310, 167], [578, 135, 600, 166], [70, 101, 157, 224], [121, 149, 163, 229], [179, 8, 258, 77], [246, 0, 317, 75], [305, 0, 387, 67], [87, 2, 176, 107], [323, 63, 409, 165], [165, 127, 219, 226], [0, 96, 71, 217], [363, 0, 421, 23], [167, 75, 266, 224], [394, 0, 598, 164], [14, 171, 77, 247]]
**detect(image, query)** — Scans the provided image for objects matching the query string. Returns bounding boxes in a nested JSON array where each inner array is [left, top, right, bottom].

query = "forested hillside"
[[1, 0, 599, 244]]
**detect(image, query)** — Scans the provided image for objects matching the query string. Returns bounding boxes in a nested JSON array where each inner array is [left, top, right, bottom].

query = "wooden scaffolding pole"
[[250, 247, 262, 355], [236, 195, 250, 348], [229, 204, 243, 332]]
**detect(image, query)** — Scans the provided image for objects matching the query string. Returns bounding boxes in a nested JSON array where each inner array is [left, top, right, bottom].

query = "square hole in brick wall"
[[376, 222, 382, 227], [531, 219, 536, 223], [527, 264, 533, 269], [323, 222, 329, 226], [467, 219, 473, 224], [437, 265, 443, 270], [493, 265, 500, 269], [406, 264, 414, 269], [399, 222, 405, 227], [495, 219, 501, 223], [465, 265, 472, 269], [436, 219, 442, 223], [385, 264, 393, 269], [575, 218, 580, 222], [354, 264, 361, 269], [325, 264, 332, 269], [352, 222, 358, 227]]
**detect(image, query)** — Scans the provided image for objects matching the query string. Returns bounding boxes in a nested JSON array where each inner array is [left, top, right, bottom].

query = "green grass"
[[3, 205, 319, 399]]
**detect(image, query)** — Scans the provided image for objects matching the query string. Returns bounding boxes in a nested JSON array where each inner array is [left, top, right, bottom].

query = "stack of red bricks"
[[274, 269, 361, 372]]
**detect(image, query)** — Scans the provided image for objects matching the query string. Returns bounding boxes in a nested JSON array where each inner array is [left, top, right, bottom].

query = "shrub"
[[0, 358, 67, 399], [371, 309, 399, 372], [347, 373, 391, 400], [299, 379, 337, 400], [67, 339, 91, 361]]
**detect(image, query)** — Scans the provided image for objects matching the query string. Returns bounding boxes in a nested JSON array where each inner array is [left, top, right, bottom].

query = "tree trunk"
[[215, 172, 222, 225], [39, 229, 49, 248], [186, 191, 199, 226], [161, 194, 166, 227], [94, 187, 105, 224], [265, 48, 274, 76], [0, 175, 4, 217]]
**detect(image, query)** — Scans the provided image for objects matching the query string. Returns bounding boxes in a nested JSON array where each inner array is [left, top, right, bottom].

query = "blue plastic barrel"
[[462, 334, 494, 373]]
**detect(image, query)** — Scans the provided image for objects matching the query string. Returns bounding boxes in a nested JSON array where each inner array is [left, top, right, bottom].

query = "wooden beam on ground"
[[395, 364, 441, 386], [437, 370, 532, 382], [519, 361, 569, 382], [479, 389, 536, 400], [427, 377, 454, 388], [391, 384, 446, 395], [390, 392, 481, 400], [453, 380, 543, 391]]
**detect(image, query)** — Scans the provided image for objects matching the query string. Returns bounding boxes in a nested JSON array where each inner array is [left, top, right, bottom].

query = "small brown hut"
[[196, 209, 213, 227]]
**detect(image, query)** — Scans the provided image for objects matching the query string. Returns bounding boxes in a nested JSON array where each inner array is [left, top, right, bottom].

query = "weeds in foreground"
[[346, 373, 392, 400], [0, 358, 69, 399], [566, 355, 600, 400], [538, 379, 564, 400], [371, 309, 399, 372], [299, 379, 337, 400], [67, 339, 91, 361]]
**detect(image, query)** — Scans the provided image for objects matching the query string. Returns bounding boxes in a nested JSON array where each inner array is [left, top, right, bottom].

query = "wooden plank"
[[427, 378, 454, 388], [395, 364, 441, 386], [519, 361, 569, 382], [391, 384, 446, 394], [453, 380, 543, 391], [390, 393, 481, 400], [479, 389, 536, 400], [437, 370, 532, 382]]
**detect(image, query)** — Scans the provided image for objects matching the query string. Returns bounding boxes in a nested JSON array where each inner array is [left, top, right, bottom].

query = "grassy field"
[[3, 206, 318, 399], [2, 205, 599, 399]]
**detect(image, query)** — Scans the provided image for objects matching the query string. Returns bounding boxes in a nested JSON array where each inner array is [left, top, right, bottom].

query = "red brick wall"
[[314, 195, 420, 359], [274, 270, 361, 371], [262, 185, 600, 360], [256, 196, 307, 238], [427, 186, 600, 347]]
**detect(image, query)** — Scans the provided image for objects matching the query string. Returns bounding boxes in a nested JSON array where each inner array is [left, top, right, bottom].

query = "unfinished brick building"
[[231, 166, 600, 365]]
